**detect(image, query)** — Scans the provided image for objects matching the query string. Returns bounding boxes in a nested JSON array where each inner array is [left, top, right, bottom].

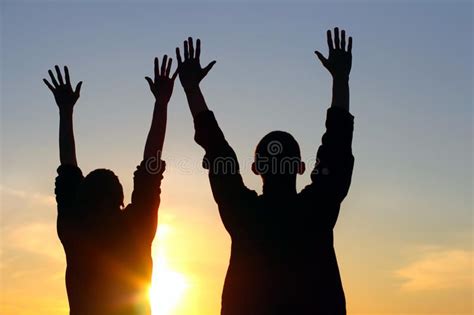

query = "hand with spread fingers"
[[43, 65, 81, 166], [315, 27, 352, 79], [43, 65, 83, 112], [145, 55, 178, 106], [176, 37, 216, 91]]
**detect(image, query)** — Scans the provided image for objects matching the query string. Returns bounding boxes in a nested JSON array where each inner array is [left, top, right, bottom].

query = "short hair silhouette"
[[254, 131, 303, 176], [181, 31, 354, 314], [78, 169, 124, 209]]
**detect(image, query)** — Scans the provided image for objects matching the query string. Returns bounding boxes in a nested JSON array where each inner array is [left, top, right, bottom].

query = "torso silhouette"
[[55, 160, 164, 315], [194, 108, 354, 315]]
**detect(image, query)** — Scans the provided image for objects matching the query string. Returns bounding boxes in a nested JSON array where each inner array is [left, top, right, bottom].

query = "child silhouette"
[[44, 55, 177, 315]]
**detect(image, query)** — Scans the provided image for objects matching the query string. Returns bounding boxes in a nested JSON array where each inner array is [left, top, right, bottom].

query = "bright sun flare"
[[149, 225, 189, 315]]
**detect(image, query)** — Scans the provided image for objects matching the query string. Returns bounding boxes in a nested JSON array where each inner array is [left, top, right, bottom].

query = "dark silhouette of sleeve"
[[194, 110, 257, 235], [55, 164, 84, 244], [129, 158, 165, 242], [300, 107, 354, 228]]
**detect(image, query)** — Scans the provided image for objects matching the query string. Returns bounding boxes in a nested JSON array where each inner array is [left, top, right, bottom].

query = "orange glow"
[[149, 224, 189, 315], [149, 255, 188, 315]]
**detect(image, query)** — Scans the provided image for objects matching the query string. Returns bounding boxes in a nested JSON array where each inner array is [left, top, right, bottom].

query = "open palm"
[[145, 55, 178, 105], [43, 65, 82, 111], [315, 27, 352, 79], [176, 37, 216, 91]]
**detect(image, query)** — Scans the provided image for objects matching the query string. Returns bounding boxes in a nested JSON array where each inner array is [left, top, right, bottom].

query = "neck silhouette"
[[262, 175, 297, 197]]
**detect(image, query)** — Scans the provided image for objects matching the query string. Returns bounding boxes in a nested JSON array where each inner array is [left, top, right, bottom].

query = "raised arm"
[[175, 37, 216, 118], [175, 38, 256, 234], [125, 55, 176, 242], [144, 55, 177, 160], [44, 66, 84, 244], [175, 37, 221, 154], [43, 66, 82, 166], [315, 27, 352, 112], [300, 28, 355, 228]]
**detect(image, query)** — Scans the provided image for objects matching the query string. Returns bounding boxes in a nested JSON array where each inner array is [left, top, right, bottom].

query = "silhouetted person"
[[43, 55, 178, 315], [176, 28, 354, 315]]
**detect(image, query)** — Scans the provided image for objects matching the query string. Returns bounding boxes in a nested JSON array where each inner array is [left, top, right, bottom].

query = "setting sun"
[[149, 225, 189, 315]]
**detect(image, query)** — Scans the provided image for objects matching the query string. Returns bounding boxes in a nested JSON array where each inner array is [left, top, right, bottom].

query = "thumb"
[[202, 60, 216, 77], [74, 81, 83, 97], [145, 76, 154, 88], [171, 69, 179, 81], [314, 51, 327, 65]]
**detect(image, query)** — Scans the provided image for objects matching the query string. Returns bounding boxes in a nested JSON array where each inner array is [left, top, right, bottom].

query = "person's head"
[[252, 131, 305, 184], [78, 169, 124, 213]]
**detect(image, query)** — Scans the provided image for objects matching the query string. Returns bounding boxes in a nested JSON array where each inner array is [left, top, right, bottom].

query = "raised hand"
[[145, 55, 178, 105], [315, 28, 352, 79], [43, 65, 82, 112], [176, 37, 216, 91]]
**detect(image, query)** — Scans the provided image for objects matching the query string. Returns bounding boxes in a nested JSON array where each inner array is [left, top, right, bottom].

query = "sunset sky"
[[1, 1, 472, 314]]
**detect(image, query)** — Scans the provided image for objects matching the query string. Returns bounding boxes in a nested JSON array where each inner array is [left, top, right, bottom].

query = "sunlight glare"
[[149, 224, 189, 315]]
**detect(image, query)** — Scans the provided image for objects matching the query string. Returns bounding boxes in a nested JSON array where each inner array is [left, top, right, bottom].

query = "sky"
[[1, 1, 472, 314]]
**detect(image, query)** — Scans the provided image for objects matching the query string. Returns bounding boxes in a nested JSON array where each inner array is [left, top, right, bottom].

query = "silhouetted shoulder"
[[127, 158, 165, 242], [55, 164, 84, 211], [55, 164, 84, 245], [299, 107, 354, 228]]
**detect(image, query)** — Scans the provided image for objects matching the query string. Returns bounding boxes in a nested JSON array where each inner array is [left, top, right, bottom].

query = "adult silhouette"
[[43, 56, 177, 315], [176, 28, 354, 315]]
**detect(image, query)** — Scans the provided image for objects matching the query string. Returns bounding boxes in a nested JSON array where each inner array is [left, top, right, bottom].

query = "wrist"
[[155, 100, 169, 108], [332, 75, 349, 82], [59, 107, 74, 116], [184, 85, 200, 94]]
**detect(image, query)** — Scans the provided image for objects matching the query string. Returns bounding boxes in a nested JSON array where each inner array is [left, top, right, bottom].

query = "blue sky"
[[1, 1, 472, 314]]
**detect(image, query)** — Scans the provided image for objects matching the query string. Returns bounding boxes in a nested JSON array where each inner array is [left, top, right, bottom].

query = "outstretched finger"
[[188, 37, 194, 59], [74, 81, 83, 97], [171, 68, 178, 81], [348, 36, 353, 53], [154, 57, 159, 81], [184, 40, 189, 60], [43, 79, 55, 92], [48, 70, 59, 87], [327, 30, 334, 52], [166, 58, 173, 77], [202, 60, 216, 77], [145, 76, 154, 88], [196, 38, 201, 60], [176, 47, 182, 65], [341, 30, 346, 51], [334, 27, 340, 50], [64, 66, 71, 86], [314, 51, 328, 66], [55, 65, 64, 85], [161, 55, 168, 76]]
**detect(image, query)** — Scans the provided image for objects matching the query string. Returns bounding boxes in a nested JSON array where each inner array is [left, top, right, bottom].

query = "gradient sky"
[[1, 1, 472, 314]]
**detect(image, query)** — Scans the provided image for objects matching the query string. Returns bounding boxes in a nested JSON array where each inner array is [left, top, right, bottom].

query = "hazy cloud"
[[6, 222, 63, 262], [396, 248, 473, 291], [0, 186, 55, 207]]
